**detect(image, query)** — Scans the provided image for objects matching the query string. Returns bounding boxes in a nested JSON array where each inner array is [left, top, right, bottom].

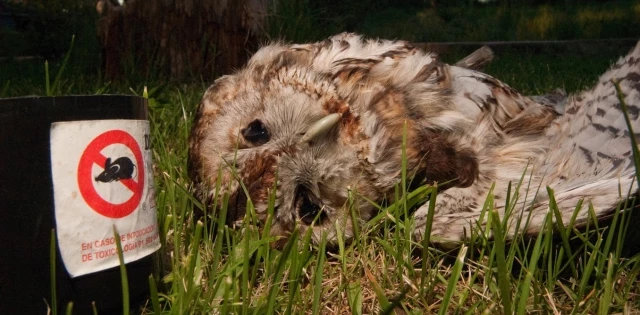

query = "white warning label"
[[50, 120, 160, 277]]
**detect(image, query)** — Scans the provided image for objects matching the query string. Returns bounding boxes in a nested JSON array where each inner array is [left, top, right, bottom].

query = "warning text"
[[78, 223, 159, 263]]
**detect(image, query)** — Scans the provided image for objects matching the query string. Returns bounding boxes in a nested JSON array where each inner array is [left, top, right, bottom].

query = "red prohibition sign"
[[77, 130, 145, 218]]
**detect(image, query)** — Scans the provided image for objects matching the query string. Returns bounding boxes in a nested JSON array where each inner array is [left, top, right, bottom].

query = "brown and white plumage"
[[189, 33, 640, 245]]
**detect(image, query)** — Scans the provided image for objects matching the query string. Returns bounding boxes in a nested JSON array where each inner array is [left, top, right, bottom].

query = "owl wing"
[[448, 65, 561, 137], [289, 34, 560, 137]]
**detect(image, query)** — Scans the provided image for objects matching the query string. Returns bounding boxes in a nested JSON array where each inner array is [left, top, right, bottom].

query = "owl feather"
[[189, 33, 640, 246]]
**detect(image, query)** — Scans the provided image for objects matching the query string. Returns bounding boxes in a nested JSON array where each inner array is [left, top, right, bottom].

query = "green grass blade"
[[186, 221, 204, 292], [601, 203, 622, 261], [65, 302, 73, 315], [209, 192, 230, 284], [347, 281, 363, 315], [575, 235, 603, 309], [476, 183, 496, 241], [438, 245, 468, 315], [368, 185, 432, 228], [285, 227, 314, 315], [242, 218, 252, 315], [598, 254, 615, 315], [266, 229, 299, 315], [148, 274, 161, 314], [347, 188, 362, 246], [547, 186, 578, 279], [45, 60, 51, 96], [1, 80, 9, 97], [112, 225, 130, 315], [622, 258, 640, 303], [504, 181, 512, 216], [420, 187, 438, 296], [490, 210, 512, 315], [516, 214, 547, 315], [615, 197, 635, 259], [364, 262, 391, 311], [51, 35, 75, 95], [312, 233, 328, 315], [401, 121, 409, 218], [566, 199, 584, 233], [50, 229, 57, 315]]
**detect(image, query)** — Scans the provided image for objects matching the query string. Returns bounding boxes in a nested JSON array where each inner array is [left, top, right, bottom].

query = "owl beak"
[[300, 113, 342, 144]]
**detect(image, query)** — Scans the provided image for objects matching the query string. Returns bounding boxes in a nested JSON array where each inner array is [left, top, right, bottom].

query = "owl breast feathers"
[[189, 33, 640, 246]]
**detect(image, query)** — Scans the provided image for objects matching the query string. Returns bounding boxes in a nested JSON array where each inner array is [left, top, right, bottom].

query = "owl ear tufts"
[[300, 113, 342, 144]]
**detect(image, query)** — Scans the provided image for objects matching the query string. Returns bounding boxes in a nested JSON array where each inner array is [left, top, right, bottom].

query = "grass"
[[4, 38, 640, 314]]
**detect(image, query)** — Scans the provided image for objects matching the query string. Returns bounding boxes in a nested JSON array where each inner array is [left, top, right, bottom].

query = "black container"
[[0, 96, 158, 314]]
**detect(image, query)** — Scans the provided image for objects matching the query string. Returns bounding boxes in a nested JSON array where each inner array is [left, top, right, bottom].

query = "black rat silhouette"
[[95, 157, 136, 183]]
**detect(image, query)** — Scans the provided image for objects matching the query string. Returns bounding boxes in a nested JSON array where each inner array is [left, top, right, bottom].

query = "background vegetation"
[[1, 0, 640, 313], [1, 0, 639, 83], [269, 0, 640, 43]]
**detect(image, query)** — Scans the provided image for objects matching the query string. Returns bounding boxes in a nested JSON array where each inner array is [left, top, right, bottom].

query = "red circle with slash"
[[77, 130, 145, 218]]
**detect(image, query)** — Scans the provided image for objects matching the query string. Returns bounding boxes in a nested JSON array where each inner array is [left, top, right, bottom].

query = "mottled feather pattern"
[[417, 41, 640, 242], [189, 33, 640, 246]]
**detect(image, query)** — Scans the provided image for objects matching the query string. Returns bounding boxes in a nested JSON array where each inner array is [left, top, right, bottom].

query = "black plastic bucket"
[[0, 95, 160, 314]]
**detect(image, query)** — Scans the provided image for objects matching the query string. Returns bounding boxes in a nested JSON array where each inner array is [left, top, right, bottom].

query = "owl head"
[[188, 34, 479, 245]]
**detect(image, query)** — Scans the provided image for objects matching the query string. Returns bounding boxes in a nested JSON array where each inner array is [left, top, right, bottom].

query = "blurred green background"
[[1, 0, 638, 89]]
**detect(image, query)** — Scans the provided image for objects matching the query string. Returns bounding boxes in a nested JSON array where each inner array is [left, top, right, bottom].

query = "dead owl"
[[188, 33, 640, 245]]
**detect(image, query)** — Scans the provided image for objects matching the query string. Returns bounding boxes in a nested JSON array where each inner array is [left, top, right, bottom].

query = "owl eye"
[[241, 119, 270, 145]]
